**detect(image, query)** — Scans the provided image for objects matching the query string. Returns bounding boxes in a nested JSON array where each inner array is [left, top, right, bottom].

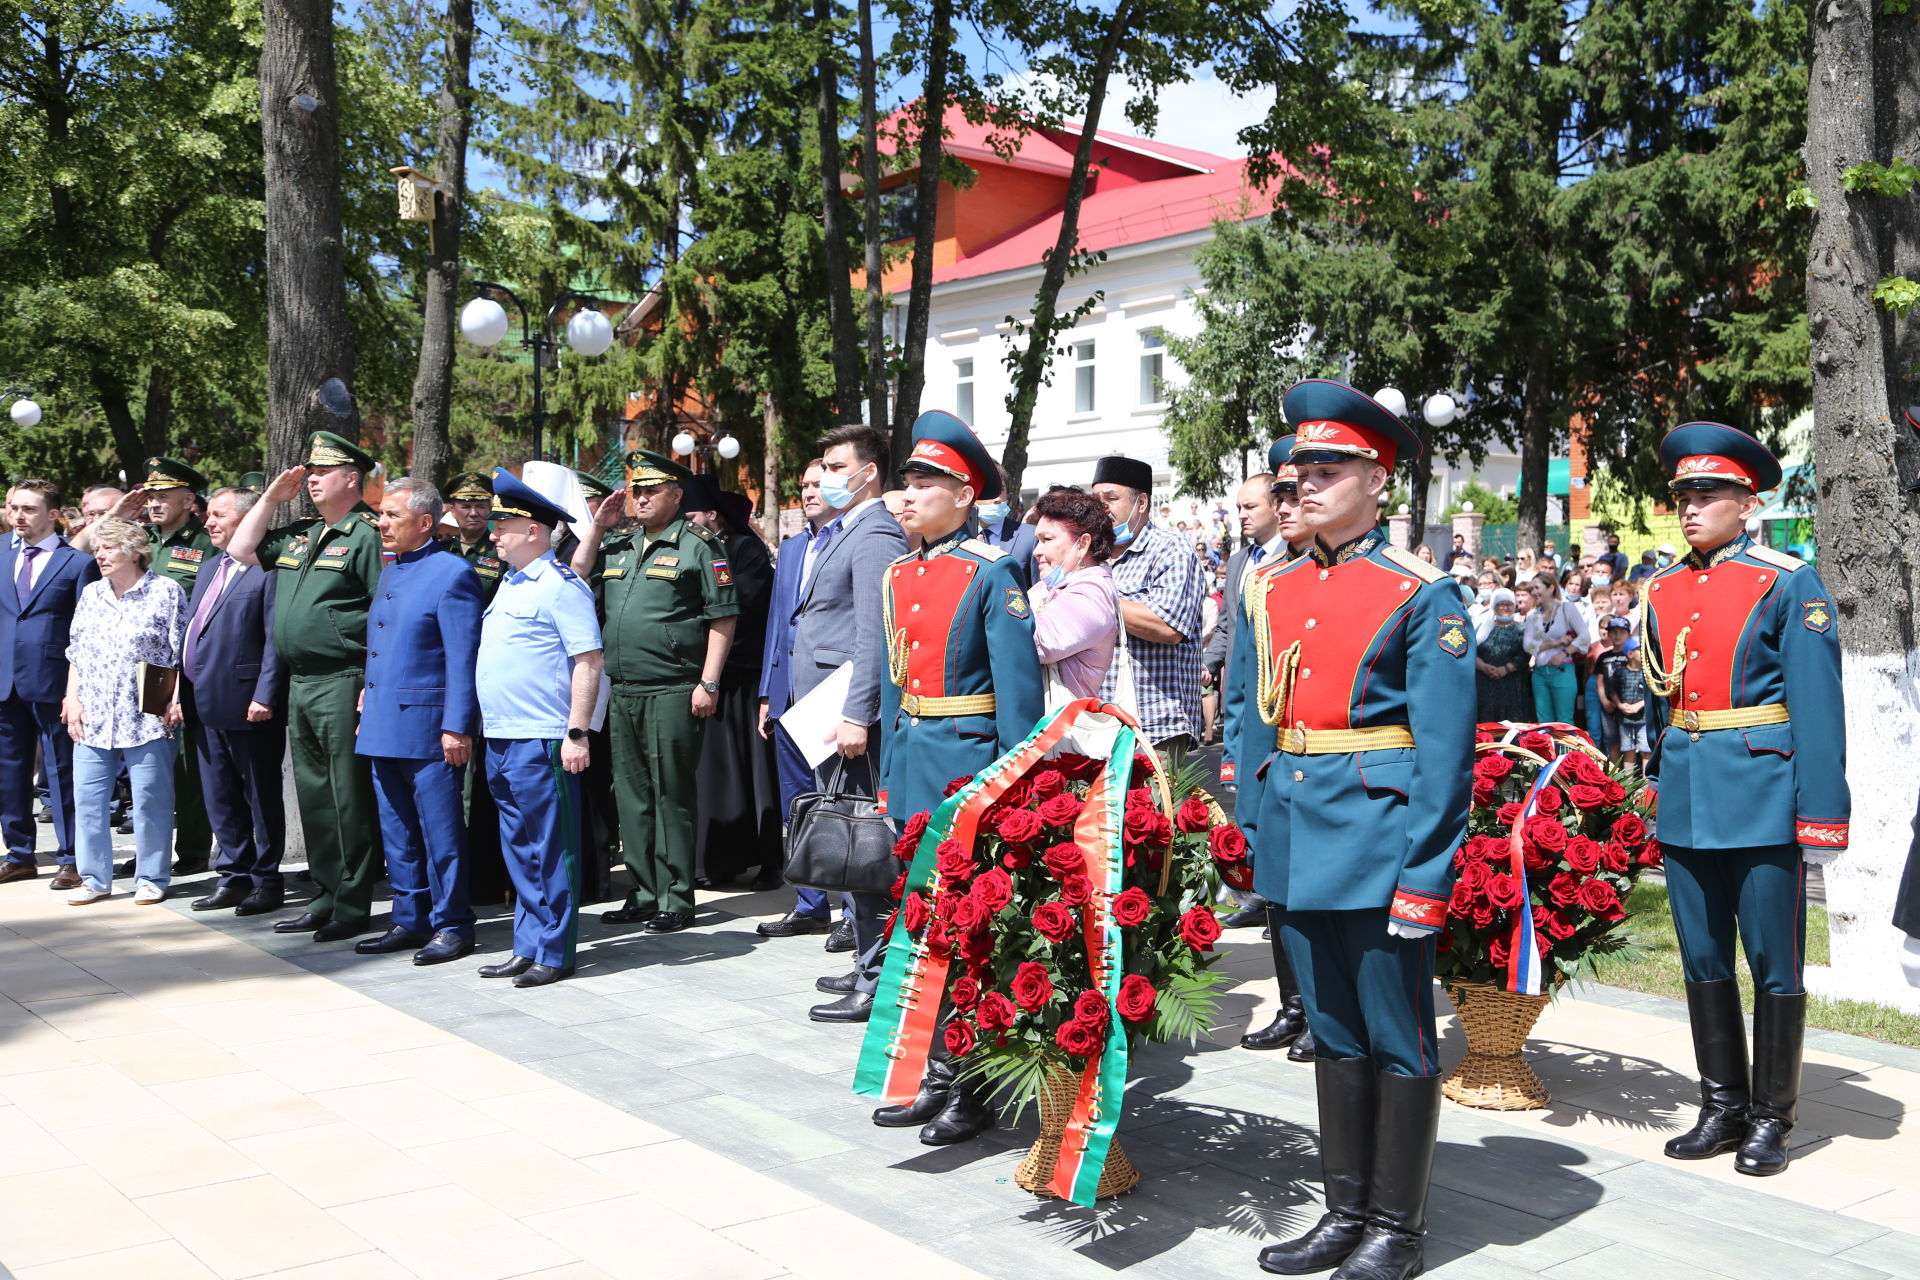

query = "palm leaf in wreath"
[[1152, 971, 1229, 1044], [956, 1045, 1062, 1123]]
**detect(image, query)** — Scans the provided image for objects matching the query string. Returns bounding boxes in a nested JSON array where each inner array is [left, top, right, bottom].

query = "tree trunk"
[[997, 0, 1132, 498], [260, 0, 361, 482], [1515, 341, 1552, 556], [1407, 444, 1432, 544], [762, 392, 782, 541], [886, 0, 952, 461], [1807, 0, 1920, 1012], [405, 0, 473, 490], [858, 0, 890, 440], [813, 0, 863, 419]]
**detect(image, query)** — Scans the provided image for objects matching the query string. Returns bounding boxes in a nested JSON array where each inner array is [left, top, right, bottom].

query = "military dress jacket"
[[1247, 532, 1475, 930], [877, 529, 1044, 824], [256, 505, 384, 677], [148, 516, 218, 593], [441, 533, 507, 605], [1642, 535, 1849, 854], [592, 517, 740, 693], [1221, 549, 1297, 836]]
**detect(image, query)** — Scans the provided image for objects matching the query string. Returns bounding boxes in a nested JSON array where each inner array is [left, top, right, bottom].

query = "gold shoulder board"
[[960, 537, 1008, 562], [1381, 545, 1448, 583], [1746, 545, 1806, 572]]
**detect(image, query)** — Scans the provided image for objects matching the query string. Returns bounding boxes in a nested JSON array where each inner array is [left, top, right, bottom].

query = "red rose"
[[948, 894, 984, 934], [1131, 755, 1155, 786], [1472, 780, 1496, 807], [1542, 909, 1576, 941], [1028, 768, 1067, 800], [1477, 728, 1497, 744], [1111, 886, 1152, 927], [994, 807, 1045, 847], [1517, 731, 1552, 755], [1567, 783, 1608, 811], [902, 812, 930, 842], [1470, 899, 1497, 928], [1178, 906, 1223, 951], [1475, 754, 1516, 781], [1176, 795, 1213, 833], [1547, 871, 1582, 907], [1533, 786, 1563, 816], [944, 1019, 976, 1057], [892, 831, 919, 861], [1055, 1018, 1103, 1057], [1126, 787, 1154, 810], [1001, 849, 1032, 871], [1469, 835, 1508, 863], [1452, 845, 1477, 871], [975, 991, 1017, 1032], [890, 870, 909, 899], [1059, 874, 1094, 907], [1117, 975, 1157, 1023], [1073, 990, 1110, 1030], [1637, 840, 1664, 868], [1459, 859, 1493, 894], [935, 841, 975, 883], [1611, 813, 1647, 847], [1599, 840, 1630, 874], [1487, 934, 1511, 970], [1525, 815, 1568, 853], [1487, 872, 1526, 911], [1207, 824, 1248, 864], [1000, 777, 1034, 809], [901, 892, 931, 933], [1448, 881, 1476, 915], [1123, 806, 1159, 847], [1042, 842, 1084, 880], [943, 775, 976, 797], [925, 917, 951, 952], [1011, 961, 1054, 1010], [1037, 793, 1084, 827], [1497, 802, 1524, 826], [1601, 779, 1627, 806], [951, 975, 981, 1009], [1576, 877, 1625, 920], [1522, 841, 1555, 873], [972, 867, 1013, 914], [1056, 752, 1101, 780], [959, 926, 994, 966], [1032, 902, 1077, 942], [1565, 836, 1602, 874]]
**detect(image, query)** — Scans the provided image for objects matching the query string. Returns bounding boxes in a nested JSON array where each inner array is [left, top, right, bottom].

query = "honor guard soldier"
[[229, 431, 385, 943], [475, 470, 604, 987], [1642, 422, 1849, 1177], [572, 449, 739, 934], [1249, 383, 1474, 1280], [1221, 434, 1316, 1063], [442, 472, 507, 604], [871, 410, 1044, 1147]]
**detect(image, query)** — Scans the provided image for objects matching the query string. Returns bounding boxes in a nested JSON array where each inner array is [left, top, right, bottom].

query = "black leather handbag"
[[783, 757, 899, 895]]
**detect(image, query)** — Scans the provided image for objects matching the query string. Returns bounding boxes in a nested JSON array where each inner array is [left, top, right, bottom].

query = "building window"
[[879, 185, 918, 242], [1138, 330, 1166, 406], [955, 357, 974, 423], [1072, 340, 1096, 414]]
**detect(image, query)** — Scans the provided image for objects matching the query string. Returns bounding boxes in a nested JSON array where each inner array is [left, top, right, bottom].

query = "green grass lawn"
[[1594, 881, 1920, 1046]]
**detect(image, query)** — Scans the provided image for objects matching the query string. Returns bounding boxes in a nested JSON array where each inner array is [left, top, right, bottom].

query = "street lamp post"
[[4, 388, 43, 430], [670, 427, 742, 473], [459, 284, 616, 462]]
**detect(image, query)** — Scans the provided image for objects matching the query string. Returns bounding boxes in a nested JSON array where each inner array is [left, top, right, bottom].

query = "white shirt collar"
[[13, 531, 59, 554], [1257, 533, 1287, 559]]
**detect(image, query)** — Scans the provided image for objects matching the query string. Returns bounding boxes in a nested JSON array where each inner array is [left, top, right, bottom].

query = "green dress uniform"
[[255, 434, 384, 931], [442, 472, 508, 607], [592, 452, 739, 923], [142, 458, 218, 869]]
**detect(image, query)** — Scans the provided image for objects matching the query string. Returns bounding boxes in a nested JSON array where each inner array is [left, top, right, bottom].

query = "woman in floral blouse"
[[61, 518, 187, 904]]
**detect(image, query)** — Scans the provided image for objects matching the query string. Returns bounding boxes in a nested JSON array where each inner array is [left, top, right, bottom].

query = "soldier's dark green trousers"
[[287, 671, 379, 928], [1662, 843, 1806, 995], [608, 686, 704, 916], [172, 744, 212, 865]]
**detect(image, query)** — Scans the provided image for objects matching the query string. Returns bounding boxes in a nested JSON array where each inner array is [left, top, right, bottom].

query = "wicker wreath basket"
[[1443, 981, 1552, 1110], [1012, 1065, 1141, 1199]]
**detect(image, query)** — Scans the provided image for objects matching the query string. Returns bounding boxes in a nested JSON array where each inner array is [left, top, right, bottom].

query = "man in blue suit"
[[353, 478, 484, 965], [179, 487, 290, 916], [1, 479, 98, 887], [971, 465, 1037, 580]]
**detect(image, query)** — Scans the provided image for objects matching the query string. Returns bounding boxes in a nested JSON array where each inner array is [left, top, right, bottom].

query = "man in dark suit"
[[972, 466, 1037, 580], [354, 478, 484, 964], [179, 488, 290, 916], [0, 479, 98, 887]]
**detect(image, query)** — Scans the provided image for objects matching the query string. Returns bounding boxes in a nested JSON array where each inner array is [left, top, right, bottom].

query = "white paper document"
[[781, 662, 854, 769]]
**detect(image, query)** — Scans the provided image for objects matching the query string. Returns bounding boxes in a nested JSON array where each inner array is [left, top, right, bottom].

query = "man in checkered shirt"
[[1089, 456, 1206, 751]]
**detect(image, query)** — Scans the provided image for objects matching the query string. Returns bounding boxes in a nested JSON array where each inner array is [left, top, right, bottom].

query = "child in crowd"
[[1596, 614, 1648, 768]]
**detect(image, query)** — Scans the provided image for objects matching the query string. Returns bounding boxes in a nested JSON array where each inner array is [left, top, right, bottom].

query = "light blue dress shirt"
[[476, 552, 602, 740]]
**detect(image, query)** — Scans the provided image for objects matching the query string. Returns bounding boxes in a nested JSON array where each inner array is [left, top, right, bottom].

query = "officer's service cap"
[[142, 456, 207, 493], [1282, 379, 1422, 472], [1267, 435, 1299, 491], [626, 449, 694, 488], [305, 431, 375, 474], [489, 467, 569, 528], [902, 410, 1002, 501], [1659, 421, 1781, 494], [572, 469, 614, 501], [446, 471, 494, 501]]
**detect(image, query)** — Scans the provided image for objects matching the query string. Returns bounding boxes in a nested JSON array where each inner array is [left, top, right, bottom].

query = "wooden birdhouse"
[[391, 165, 439, 222]]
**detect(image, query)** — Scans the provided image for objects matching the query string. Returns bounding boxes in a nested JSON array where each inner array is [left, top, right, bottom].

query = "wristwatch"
[[700, 679, 720, 694], [566, 727, 587, 741]]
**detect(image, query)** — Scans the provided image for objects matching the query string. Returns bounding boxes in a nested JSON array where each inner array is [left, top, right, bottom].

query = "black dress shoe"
[[273, 913, 323, 934], [756, 911, 831, 938], [824, 918, 855, 953], [116, 857, 136, 877], [513, 963, 573, 988], [645, 911, 693, 933], [192, 882, 251, 912], [1219, 907, 1267, 929], [312, 920, 364, 943], [172, 858, 209, 877], [413, 931, 475, 965], [816, 971, 858, 994], [601, 906, 657, 925], [235, 891, 285, 917], [810, 992, 873, 1023], [355, 926, 432, 955], [479, 955, 535, 979], [1288, 1026, 1318, 1063]]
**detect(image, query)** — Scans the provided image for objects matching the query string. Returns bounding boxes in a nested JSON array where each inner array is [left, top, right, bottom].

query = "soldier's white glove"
[[1803, 847, 1840, 868], [1387, 920, 1429, 941], [1902, 936, 1920, 990]]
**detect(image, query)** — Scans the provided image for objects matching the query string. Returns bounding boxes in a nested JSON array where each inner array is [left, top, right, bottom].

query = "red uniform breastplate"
[[1646, 561, 1778, 712], [888, 554, 980, 698], [1263, 558, 1414, 730]]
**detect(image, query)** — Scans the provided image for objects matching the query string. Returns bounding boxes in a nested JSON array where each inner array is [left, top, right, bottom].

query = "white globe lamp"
[[459, 298, 510, 347], [715, 434, 742, 460], [566, 308, 615, 358], [1373, 386, 1408, 419], [1398, 504, 1411, 515], [1423, 393, 1458, 428], [671, 431, 697, 457], [9, 399, 43, 429]]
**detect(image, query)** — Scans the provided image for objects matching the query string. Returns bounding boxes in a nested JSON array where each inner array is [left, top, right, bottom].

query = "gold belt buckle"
[[1678, 709, 1700, 733]]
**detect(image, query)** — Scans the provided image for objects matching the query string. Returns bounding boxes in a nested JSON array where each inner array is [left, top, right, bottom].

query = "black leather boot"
[[1329, 1070, 1442, 1280], [1244, 919, 1310, 1051], [873, 1058, 953, 1128], [919, 1069, 995, 1145], [1737, 991, 1804, 1177], [1664, 978, 1751, 1161], [1259, 1056, 1375, 1275]]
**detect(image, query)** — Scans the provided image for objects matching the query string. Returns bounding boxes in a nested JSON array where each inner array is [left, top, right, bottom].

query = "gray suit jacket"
[[1203, 544, 1254, 677], [789, 498, 909, 726]]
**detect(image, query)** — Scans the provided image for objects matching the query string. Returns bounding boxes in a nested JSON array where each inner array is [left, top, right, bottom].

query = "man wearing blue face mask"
[[970, 464, 1037, 580]]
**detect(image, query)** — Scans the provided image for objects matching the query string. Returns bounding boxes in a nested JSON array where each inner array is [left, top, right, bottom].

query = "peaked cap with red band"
[[1267, 434, 1299, 489], [1659, 421, 1781, 494], [901, 409, 1002, 501], [1281, 379, 1422, 471]]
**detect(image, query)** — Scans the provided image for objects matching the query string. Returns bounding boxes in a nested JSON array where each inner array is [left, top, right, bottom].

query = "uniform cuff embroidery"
[[1390, 887, 1447, 930], [1796, 819, 1848, 849]]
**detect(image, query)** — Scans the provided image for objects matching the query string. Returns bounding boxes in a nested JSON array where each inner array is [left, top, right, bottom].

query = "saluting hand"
[[592, 491, 627, 529], [442, 731, 471, 767], [262, 466, 306, 505], [112, 486, 150, 519]]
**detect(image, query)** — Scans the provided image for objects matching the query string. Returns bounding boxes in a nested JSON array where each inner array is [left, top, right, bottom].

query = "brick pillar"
[[1388, 509, 1415, 550], [1452, 509, 1486, 560]]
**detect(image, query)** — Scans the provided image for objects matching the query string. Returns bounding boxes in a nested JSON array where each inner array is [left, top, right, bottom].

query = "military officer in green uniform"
[[78, 456, 219, 872], [571, 449, 738, 934], [229, 432, 384, 943], [441, 472, 507, 605]]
